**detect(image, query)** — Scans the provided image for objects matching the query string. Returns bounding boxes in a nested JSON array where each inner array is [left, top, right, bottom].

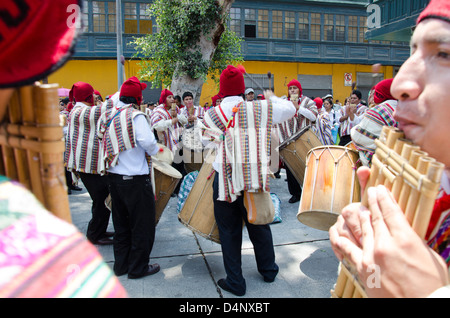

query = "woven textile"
[[0, 177, 127, 298]]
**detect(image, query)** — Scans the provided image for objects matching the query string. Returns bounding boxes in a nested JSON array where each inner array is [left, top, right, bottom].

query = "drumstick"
[[236, 65, 270, 93]]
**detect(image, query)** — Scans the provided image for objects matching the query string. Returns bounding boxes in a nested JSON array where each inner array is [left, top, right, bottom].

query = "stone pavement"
[[68, 168, 339, 299]]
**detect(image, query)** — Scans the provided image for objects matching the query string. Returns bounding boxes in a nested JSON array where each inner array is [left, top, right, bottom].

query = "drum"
[[152, 158, 182, 224], [277, 126, 323, 186], [153, 143, 174, 164], [297, 146, 362, 231], [178, 150, 220, 243], [182, 126, 204, 173]]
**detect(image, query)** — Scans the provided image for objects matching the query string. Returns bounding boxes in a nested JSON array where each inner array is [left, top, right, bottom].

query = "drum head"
[[153, 144, 174, 164], [297, 210, 339, 232], [153, 158, 182, 179], [277, 125, 313, 150]]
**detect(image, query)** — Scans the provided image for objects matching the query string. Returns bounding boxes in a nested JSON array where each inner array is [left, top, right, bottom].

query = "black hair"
[[182, 91, 193, 100], [120, 96, 138, 105], [352, 90, 362, 100], [61, 97, 70, 104], [174, 95, 182, 102]]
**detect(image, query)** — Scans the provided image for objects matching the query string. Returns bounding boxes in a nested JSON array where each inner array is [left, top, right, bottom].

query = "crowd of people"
[[1, 0, 450, 299]]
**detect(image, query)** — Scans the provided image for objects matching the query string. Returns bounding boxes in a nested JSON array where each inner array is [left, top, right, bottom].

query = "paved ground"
[[68, 168, 339, 299]]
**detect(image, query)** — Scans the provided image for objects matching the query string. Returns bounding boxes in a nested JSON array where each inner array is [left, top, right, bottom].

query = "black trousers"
[[213, 174, 279, 295], [286, 166, 302, 198], [107, 173, 156, 277], [339, 134, 352, 146], [78, 172, 111, 243]]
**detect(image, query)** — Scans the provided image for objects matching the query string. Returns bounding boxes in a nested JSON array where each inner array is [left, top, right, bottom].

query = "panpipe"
[[330, 126, 445, 298], [0, 84, 71, 223]]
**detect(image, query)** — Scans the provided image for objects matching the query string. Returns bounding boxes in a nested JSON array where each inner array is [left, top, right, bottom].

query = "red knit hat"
[[69, 82, 94, 105], [0, 0, 80, 88], [120, 76, 147, 106], [159, 88, 174, 106], [219, 65, 245, 97], [287, 79, 303, 98], [314, 97, 323, 109], [417, 0, 450, 25], [374, 78, 395, 104]]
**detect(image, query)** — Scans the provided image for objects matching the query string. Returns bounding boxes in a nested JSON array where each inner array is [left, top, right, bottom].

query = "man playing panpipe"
[[199, 65, 296, 296], [0, 0, 126, 297], [329, 0, 450, 298]]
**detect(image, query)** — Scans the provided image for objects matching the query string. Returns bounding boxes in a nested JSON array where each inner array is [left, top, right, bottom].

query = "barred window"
[[272, 10, 283, 39], [229, 7, 241, 36], [285, 11, 296, 40], [245, 9, 256, 38], [258, 9, 269, 38], [348, 15, 358, 42], [298, 12, 309, 40], [311, 13, 321, 41]]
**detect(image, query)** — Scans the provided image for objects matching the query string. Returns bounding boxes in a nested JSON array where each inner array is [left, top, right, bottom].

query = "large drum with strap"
[[297, 146, 362, 231], [277, 126, 323, 186], [178, 150, 220, 243], [152, 158, 182, 224], [182, 125, 205, 173]]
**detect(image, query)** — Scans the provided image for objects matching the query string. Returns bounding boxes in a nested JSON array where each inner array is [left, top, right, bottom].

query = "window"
[[310, 13, 321, 41], [298, 12, 309, 40], [229, 8, 241, 36], [348, 15, 358, 42], [91, 1, 115, 33], [124, 2, 137, 33], [139, 3, 153, 34], [324, 14, 334, 41], [272, 10, 283, 39], [359, 16, 367, 43], [244, 9, 256, 38], [335, 15, 345, 42], [258, 9, 269, 38], [244, 74, 274, 96], [285, 11, 296, 40]]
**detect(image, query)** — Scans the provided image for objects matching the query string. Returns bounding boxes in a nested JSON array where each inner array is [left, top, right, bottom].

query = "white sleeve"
[[270, 96, 296, 124], [297, 106, 317, 122], [134, 114, 160, 156]]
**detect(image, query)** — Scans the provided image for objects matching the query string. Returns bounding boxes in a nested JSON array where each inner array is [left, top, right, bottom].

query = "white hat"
[[245, 88, 254, 95]]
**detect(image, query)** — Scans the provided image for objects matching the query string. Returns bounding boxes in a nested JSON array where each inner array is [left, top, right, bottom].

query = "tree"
[[133, 0, 243, 104]]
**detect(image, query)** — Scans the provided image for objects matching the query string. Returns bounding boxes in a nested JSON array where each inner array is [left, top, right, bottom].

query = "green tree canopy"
[[133, 0, 243, 89]]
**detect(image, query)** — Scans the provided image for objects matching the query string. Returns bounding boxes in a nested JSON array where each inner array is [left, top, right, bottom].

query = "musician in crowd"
[[200, 65, 296, 297], [276, 79, 318, 204], [351, 78, 398, 166], [314, 98, 335, 146], [98, 76, 161, 279], [151, 89, 188, 195], [245, 88, 255, 101], [180, 91, 206, 173], [338, 90, 368, 146], [65, 82, 114, 246], [0, 0, 126, 297], [329, 0, 450, 297]]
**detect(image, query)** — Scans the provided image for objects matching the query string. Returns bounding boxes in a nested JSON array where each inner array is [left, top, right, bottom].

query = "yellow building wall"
[[48, 59, 394, 105]]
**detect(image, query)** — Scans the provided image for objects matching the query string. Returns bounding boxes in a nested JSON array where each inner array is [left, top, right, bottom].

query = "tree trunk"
[[170, 0, 235, 105]]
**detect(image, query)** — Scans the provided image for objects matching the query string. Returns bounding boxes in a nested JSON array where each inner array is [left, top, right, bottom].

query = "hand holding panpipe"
[[331, 126, 445, 298]]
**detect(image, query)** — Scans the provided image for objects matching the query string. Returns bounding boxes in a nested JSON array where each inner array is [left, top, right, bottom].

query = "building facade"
[[48, 0, 415, 105]]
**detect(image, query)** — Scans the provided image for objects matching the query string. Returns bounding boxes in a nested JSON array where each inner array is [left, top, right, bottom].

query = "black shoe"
[[128, 264, 160, 279], [68, 188, 72, 195], [92, 237, 114, 245], [217, 279, 245, 296], [274, 171, 281, 179], [288, 195, 300, 204], [69, 185, 82, 191]]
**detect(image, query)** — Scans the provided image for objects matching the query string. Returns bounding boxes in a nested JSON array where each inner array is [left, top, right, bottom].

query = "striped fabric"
[[151, 105, 184, 152], [313, 111, 334, 145], [427, 189, 450, 267], [97, 104, 152, 174], [65, 101, 112, 174], [275, 95, 317, 143], [200, 100, 273, 203], [180, 105, 205, 120], [0, 177, 127, 298], [351, 100, 398, 166]]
